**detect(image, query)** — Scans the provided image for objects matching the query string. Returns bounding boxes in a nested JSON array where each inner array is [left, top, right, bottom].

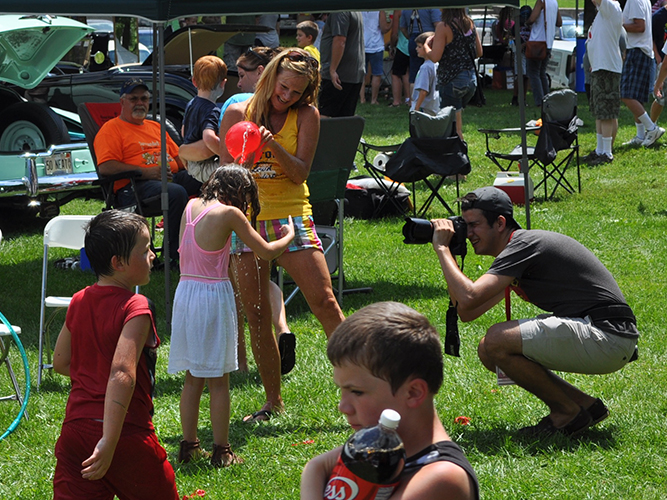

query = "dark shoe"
[[242, 409, 273, 423], [178, 438, 209, 463], [278, 332, 296, 375], [211, 444, 244, 467], [581, 150, 600, 163], [586, 398, 609, 426], [511, 96, 519, 106], [518, 407, 592, 437], [588, 153, 613, 166]]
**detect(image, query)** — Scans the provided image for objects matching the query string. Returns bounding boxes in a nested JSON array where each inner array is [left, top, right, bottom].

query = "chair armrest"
[[358, 139, 401, 169], [92, 170, 143, 187], [478, 126, 541, 137]]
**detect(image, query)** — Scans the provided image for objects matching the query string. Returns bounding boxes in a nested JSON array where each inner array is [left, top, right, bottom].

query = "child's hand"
[[280, 215, 295, 241]]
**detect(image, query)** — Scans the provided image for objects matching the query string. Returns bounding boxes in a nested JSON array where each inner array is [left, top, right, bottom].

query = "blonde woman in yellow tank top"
[[219, 49, 346, 422]]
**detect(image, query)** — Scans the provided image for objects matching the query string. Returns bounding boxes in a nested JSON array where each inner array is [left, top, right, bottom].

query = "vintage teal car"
[[0, 15, 96, 217]]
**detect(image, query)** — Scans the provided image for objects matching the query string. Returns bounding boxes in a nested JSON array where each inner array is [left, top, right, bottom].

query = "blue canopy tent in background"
[[0, 0, 525, 331]]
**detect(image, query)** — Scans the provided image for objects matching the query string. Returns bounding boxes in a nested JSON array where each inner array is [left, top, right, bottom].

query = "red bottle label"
[[324, 457, 399, 500]]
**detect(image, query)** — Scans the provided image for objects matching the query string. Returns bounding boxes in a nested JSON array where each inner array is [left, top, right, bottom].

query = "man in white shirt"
[[583, 0, 624, 164], [621, 0, 665, 147]]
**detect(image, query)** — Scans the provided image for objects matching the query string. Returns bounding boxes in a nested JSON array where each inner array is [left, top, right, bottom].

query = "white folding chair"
[[37, 215, 95, 389]]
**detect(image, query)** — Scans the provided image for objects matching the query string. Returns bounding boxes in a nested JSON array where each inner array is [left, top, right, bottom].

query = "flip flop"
[[278, 332, 296, 375], [243, 409, 273, 423]]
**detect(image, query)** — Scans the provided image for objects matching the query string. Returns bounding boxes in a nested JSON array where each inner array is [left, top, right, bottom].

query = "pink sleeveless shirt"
[[178, 201, 231, 283]]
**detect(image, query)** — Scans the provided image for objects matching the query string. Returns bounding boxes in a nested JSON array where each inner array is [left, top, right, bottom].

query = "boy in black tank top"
[[300, 302, 480, 500]]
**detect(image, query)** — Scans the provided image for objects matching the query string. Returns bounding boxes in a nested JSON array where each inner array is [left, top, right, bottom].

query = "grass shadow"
[[458, 425, 618, 456]]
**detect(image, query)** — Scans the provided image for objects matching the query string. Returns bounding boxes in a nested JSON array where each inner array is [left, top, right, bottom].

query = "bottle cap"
[[379, 409, 401, 430]]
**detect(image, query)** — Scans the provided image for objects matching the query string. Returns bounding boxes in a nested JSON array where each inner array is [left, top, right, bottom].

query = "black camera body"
[[402, 216, 467, 256]]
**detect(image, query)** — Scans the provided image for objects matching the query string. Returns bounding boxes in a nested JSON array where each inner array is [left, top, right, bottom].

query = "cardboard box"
[[493, 172, 534, 205]]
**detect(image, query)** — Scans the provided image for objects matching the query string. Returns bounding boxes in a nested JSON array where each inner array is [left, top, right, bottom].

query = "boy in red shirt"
[[52, 210, 178, 500]]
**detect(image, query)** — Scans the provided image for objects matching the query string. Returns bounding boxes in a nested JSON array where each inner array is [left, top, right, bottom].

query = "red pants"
[[54, 419, 179, 500]]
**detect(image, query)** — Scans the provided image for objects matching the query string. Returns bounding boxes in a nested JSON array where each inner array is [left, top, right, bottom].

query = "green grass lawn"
[[1, 87, 666, 498]]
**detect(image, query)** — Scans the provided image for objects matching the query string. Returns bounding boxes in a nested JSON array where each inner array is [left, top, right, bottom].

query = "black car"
[[15, 23, 260, 129]]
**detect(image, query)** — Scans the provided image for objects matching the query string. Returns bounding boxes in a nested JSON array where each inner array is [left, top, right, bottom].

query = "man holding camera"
[[431, 187, 638, 437]]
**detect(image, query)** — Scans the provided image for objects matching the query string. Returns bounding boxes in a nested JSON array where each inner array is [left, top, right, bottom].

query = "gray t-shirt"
[[320, 11, 365, 84], [488, 230, 637, 336]]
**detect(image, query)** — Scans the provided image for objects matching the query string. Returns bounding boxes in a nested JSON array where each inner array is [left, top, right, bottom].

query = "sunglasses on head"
[[244, 48, 271, 66], [284, 50, 319, 69]]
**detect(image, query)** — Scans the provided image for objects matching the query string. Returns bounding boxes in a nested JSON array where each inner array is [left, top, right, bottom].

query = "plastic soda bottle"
[[323, 409, 406, 500]]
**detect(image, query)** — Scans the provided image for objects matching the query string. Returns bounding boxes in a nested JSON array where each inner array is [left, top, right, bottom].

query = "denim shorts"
[[439, 69, 477, 110], [365, 51, 384, 76]]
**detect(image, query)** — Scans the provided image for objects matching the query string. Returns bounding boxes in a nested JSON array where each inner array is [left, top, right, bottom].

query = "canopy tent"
[[2, 0, 529, 332], [0, 2, 520, 22]]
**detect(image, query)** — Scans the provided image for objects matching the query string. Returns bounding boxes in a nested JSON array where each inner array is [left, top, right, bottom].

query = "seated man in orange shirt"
[[94, 78, 190, 258]]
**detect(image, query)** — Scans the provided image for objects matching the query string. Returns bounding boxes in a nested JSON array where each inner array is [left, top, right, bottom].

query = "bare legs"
[[180, 371, 231, 446], [391, 72, 410, 106], [231, 253, 283, 413], [277, 248, 345, 338], [477, 321, 595, 428]]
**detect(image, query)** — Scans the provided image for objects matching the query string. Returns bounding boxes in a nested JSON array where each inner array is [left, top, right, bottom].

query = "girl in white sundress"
[[168, 164, 294, 467]]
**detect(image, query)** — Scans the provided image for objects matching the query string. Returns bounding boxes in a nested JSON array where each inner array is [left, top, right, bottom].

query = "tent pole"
[[514, 8, 531, 229], [156, 21, 172, 335]]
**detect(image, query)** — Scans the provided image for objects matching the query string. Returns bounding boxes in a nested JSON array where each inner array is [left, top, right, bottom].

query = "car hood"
[[142, 23, 265, 67], [0, 15, 93, 89]]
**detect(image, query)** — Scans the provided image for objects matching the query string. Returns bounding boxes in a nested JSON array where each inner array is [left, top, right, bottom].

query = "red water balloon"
[[225, 121, 262, 162]]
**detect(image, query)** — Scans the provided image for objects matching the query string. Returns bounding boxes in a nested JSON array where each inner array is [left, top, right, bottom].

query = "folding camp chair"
[[478, 89, 581, 200], [37, 215, 95, 389], [77, 102, 163, 220], [359, 107, 471, 218], [279, 115, 371, 306]]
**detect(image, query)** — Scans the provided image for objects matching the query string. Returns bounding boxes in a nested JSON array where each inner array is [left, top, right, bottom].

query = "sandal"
[[242, 409, 273, 423], [178, 438, 209, 463], [211, 444, 244, 467], [278, 332, 296, 375]]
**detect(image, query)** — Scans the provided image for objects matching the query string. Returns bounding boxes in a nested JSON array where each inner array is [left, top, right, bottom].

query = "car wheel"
[[0, 102, 69, 152]]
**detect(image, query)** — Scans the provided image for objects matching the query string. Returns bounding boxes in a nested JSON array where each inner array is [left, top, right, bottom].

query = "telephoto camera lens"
[[402, 218, 434, 244]]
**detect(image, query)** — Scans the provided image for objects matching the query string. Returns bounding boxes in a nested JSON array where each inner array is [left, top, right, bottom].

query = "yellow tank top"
[[250, 107, 312, 220]]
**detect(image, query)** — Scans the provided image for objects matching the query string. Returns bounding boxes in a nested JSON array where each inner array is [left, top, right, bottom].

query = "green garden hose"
[[0, 311, 30, 441]]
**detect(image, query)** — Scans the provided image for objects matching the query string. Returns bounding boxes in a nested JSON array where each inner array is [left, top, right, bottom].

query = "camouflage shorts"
[[590, 70, 621, 120]]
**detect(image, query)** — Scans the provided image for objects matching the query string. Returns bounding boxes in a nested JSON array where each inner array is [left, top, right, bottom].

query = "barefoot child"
[[301, 302, 480, 500], [168, 165, 294, 467], [52, 211, 178, 499]]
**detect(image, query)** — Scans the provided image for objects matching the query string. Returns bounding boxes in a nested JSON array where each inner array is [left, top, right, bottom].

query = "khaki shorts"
[[519, 314, 636, 374]]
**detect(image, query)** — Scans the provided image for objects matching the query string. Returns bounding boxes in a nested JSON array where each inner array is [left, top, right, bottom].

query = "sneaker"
[[581, 150, 600, 163], [642, 126, 665, 147], [623, 135, 644, 147], [588, 153, 613, 166]]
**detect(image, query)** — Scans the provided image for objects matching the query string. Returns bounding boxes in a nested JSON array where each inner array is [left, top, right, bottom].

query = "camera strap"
[[444, 256, 465, 357]]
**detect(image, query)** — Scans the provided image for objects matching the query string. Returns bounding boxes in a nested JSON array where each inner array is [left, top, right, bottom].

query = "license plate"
[[44, 152, 73, 175]]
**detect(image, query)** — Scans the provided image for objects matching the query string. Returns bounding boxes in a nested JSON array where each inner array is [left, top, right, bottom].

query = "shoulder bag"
[[525, 0, 548, 60]]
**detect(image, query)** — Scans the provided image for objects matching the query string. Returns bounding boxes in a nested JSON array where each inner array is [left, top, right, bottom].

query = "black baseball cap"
[[467, 187, 521, 229], [120, 78, 149, 96]]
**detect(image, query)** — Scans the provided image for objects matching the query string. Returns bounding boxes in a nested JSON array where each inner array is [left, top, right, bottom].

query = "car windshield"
[[560, 24, 583, 40]]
